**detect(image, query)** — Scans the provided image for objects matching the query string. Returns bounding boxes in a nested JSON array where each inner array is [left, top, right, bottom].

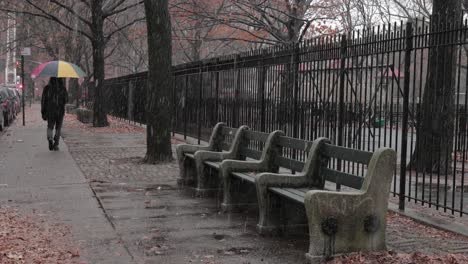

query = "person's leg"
[[53, 115, 64, 150], [47, 119, 54, 150]]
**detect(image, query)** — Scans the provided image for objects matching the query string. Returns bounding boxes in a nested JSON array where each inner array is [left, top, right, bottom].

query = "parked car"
[[0, 87, 14, 126], [8, 88, 21, 114]]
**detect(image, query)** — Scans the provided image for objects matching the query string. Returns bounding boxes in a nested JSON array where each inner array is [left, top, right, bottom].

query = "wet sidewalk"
[[61, 113, 468, 263], [0, 105, 134, 264], [2, 105, 467, 263]]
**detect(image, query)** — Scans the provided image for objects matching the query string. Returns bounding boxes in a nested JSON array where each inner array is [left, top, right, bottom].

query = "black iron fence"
[[89, 16, 468, 216]]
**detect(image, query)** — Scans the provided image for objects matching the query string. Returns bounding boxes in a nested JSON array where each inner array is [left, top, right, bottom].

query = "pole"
[[29, 83, 32, 107], [258, 53, 266, 132], [197, 63, 202, 144], [21, 55, 25, 126], [337, 34, 347, 190], [338, 35, 347, 148], [399, 22, 413, 211]]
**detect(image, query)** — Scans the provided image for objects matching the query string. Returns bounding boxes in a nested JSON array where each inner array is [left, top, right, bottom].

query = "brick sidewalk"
[[62, 116, 468, 263]]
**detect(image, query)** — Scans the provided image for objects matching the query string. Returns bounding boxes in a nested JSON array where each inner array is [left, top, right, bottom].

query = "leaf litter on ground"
[[0, 207, 81, 264], [328, 212, 468, 263]]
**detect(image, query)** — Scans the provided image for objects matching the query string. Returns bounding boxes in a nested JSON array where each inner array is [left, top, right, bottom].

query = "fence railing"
[[87, 16, 468, 216]]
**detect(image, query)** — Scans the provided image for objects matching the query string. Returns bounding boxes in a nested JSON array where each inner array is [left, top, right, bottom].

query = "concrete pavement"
[[63, 120, 468, 263], [0, 106, 135, 264], [2, 105, 468, 264]]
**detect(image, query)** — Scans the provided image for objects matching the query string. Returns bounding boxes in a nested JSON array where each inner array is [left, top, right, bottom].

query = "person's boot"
[[48, 138, 54, 151], [53, 138, 60, 151]]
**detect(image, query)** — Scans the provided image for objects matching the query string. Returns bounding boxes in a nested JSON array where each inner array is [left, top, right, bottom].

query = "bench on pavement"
[[218, 130, 284, 212], [176, 122, 244, 190], [254, 137, 396, 261], [76, 108, 93, 123], [191, 125, 249, 196], [219, 133, 317, 213]]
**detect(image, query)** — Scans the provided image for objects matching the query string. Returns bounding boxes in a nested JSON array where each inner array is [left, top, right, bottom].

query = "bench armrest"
[[194, 150, 232, 162], [176, 143, 211, 155], [304, 190, 387, 258], [255, 172, 309, 231], [256, 172, 309, 188], [219, 159, 264, 173]]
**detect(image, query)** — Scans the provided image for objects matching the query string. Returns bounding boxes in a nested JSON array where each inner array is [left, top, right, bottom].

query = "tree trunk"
[[409, 0, 461, 174], [143, 0, 173, 163], [91, 0, 109, 127], [68, 78, 79, 106], [277, 1, 303, 133]]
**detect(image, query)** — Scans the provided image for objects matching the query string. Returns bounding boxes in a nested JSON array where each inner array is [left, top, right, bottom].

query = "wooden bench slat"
[[277, 136, 312, 151], [297, 187, 331, 193], [231, 172, 256, 183], [322, 144, 373, 165], [284, 188, 309, 197], [276, 156, 304, 172], [322, 168, 363, 189], [244, 130, 269, 142], [240, 148, 262, 160], [269, 187, 305, 203], [205, 161, 221, 169]]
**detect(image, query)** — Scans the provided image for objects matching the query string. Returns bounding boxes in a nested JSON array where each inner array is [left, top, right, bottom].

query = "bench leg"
[[194, 159, 220, 197], [256, 182, 282, 235], [176, 147, 188, 185], [304, 192, 387, 261], [177, 158, 197, 186], [220, 167, 252, 212], [220, 168, 234, 212]]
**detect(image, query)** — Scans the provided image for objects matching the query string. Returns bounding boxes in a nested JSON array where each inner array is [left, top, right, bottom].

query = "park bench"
[[254, 137, 396, 261], [191, 125, 250, 196], [218, 133, 319, 212], [217, 129, 284, 212], [176, 122, 248, 193], [176, 122, 284, 200], [76, 108, 93, 123]]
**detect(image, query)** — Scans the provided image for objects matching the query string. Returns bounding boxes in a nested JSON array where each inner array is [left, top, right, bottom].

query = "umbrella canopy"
[[31, 60, 86, 79]]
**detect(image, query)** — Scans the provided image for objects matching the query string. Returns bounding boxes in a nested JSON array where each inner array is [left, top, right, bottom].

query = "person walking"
[[41, 77, 68, 151]]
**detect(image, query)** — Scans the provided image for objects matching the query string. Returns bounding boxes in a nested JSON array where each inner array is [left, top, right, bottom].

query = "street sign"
[[20, 47, 31, 56]]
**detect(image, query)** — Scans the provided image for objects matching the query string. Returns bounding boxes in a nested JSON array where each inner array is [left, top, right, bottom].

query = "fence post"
[[338, 35, 347, 148], [292, 42, 300, 140], [337, 34, 347, 190], [127, 80, 134, 122], [172, 75, 176, 137], [198, 62, 203, 144], [215, 58, 220, 125], [258, 51, 266, 132], [184, 73, 188, 140], [233, 55, 241, 127], [399, 22, 413, 211]]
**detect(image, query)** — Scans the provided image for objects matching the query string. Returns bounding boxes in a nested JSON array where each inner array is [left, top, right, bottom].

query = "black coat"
[[41, 84, 68, 121]]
